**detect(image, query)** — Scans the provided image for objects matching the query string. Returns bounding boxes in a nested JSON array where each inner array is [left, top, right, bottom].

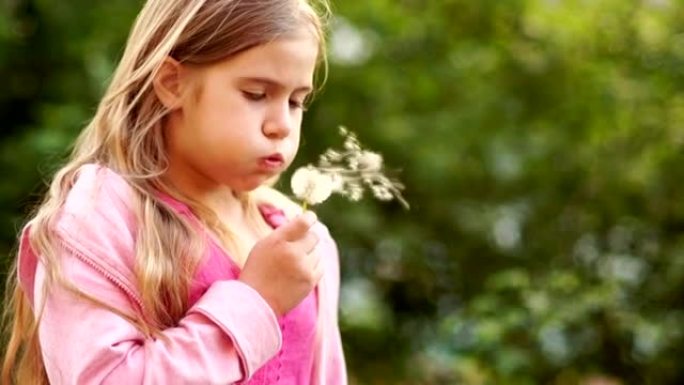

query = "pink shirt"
[[182, 201, 318, 385]]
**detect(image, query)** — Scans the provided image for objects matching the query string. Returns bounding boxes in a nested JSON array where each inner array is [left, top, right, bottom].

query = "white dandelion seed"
[[358, 151, 383, 171], [330, 173, 345, 192]]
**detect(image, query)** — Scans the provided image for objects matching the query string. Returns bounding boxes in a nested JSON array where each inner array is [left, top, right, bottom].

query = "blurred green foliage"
[[1, 0, 683, 384]]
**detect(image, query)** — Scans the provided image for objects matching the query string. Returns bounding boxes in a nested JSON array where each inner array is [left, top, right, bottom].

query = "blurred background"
[[1, 0, 683, 384]]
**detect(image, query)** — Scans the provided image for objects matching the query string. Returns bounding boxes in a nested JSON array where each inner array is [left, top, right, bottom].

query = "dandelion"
[[290, 166, 335, 209], [290, 126, 409, 210]]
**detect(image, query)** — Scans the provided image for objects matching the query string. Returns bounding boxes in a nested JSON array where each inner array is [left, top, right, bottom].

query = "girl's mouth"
[[259, 153, 285, 170]]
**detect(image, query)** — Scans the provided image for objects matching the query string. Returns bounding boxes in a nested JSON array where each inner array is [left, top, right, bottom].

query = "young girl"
[[1, 0, 347, 384]]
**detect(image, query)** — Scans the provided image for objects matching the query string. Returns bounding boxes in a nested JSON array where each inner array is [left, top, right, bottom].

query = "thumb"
[[276, 211, 318, 241]]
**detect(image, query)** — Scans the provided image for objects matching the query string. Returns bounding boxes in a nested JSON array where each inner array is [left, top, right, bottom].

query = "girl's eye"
[[289, 99, 308, 111], [242, 91, 266, 101]]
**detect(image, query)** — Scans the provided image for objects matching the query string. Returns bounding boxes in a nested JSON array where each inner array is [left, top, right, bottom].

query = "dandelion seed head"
[[290, 166, 334, 205]]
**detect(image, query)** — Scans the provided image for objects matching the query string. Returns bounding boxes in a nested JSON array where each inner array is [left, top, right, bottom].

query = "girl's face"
[[164, 31, 319, 194]]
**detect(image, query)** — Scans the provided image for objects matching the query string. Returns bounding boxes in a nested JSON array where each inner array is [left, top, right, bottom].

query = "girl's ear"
[[153, 57, 185, 110]]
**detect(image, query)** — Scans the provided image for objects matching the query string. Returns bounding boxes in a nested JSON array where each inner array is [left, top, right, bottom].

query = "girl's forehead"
[[203, 33, 319, 83]]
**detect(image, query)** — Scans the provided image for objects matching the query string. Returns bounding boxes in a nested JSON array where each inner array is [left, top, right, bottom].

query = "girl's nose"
[[262, 102, 293, 139]]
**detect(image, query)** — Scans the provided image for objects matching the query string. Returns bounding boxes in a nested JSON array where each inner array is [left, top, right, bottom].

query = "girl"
[[1, 0, 347, 384]]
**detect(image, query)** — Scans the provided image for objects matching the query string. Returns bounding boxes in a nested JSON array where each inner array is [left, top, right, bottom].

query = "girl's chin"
[[228, 177, 275, 193]]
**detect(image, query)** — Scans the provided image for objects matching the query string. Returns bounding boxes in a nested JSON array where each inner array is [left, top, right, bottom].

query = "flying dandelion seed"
[[290, 126, 409, 210]]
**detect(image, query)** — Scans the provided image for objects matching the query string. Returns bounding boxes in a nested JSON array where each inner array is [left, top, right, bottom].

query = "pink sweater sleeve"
[[35, 243, 281, 385], [310, 224, 348, 385]]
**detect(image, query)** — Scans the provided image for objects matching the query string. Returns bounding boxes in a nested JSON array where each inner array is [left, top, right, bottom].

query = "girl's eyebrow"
[[238, 76, 313, 93]]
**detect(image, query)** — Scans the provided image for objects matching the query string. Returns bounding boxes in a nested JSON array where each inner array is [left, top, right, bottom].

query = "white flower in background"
[[290, 166, 335, 206], [290, 126, 409, 209]]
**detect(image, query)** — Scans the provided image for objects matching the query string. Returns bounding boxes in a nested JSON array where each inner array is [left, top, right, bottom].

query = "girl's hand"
[[238, 211, 322, 316]]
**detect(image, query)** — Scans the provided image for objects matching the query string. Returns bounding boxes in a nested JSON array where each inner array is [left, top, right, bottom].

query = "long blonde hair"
[[1, 0, 330, 383]]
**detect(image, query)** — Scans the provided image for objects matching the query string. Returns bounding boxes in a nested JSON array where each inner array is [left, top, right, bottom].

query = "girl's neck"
[[168, 191, 256, 266], [162, 161, 273, 267], [163, 160, 245, 222]]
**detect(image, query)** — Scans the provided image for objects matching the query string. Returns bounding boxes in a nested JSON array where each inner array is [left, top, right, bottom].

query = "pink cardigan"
[[17, 164, 347, 385]]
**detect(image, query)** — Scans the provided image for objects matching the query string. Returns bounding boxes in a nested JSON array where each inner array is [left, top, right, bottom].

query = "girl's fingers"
[[277, 211, 318, 241], [291, 230, 319, 254]]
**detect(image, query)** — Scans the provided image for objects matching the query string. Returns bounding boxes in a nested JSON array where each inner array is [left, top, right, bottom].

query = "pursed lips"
[[259, 153, 285, 170]]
